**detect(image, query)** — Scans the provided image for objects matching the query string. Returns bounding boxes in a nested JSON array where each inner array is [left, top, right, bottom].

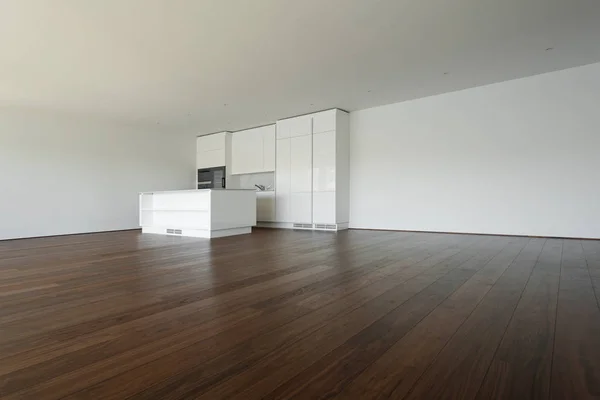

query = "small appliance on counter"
[[198, 166, 226, 189]]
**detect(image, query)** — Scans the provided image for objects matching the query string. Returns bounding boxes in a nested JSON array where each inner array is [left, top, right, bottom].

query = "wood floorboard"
[[0, 230, 598, 400], [335, 237, 530, 399], [474, 239, 562, 400], [400, 237, 547, 400], [58, 234, 484, 400], [136, 236, 500, 400]]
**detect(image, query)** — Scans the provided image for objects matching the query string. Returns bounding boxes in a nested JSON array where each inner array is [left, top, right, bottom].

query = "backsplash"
[[237, 172, 275, 191]]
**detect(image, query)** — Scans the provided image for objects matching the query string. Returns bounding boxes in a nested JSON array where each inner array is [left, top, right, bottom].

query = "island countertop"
[[139, 188, 256, 195]]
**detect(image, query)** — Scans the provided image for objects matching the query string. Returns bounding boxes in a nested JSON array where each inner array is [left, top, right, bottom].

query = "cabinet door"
[[197, 133, 225, 152], [262, 125, 276, 172], [290, 135, 312, 193], [313, 191, 336, 224], [278, 115, 312, 138], [197, 148, 225, 169], [275, 139, 291, 222], [291, 192, 312, 223], [276, 119, 291, 139], [231, 129, 263, 174], [312, 110, 337, 134], [289, 115, 312, 137], [257, 192, 275, 222], [312, 130, 336, 192]]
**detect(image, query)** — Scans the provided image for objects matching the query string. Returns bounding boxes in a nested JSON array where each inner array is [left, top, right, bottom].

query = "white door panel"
[[262, 126, 276, 171], [313, 191, 336, 224], [275, 139, 291, 222], [312, 110, 336, 134], [196, 133, 225, 152], [291, 192, 312, 223], [197, 148, 225, 169], [290, 135, 312, 193], [257, 192, 275, 222], [312, 131, 336, 192]]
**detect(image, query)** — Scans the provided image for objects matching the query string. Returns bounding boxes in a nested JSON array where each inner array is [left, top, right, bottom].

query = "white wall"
[[0, 110, 195, 240], [349, 62, 600, 239]]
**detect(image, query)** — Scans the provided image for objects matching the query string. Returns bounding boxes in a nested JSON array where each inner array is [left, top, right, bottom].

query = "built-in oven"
[[197, 166, 226, 189]]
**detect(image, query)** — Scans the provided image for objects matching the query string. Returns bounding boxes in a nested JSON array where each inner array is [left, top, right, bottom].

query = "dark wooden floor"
[[1, 229, 599, 399]]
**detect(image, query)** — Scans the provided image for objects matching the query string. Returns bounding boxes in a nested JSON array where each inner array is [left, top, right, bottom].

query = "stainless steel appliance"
[[197, 166, 226, 189]]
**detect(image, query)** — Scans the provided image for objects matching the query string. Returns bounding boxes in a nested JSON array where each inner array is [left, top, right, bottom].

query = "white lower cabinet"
[[312, 191, 336, 224], [291, 192, 312, 223], [275, 192, 291, 222], [257, 192, 275, 222]]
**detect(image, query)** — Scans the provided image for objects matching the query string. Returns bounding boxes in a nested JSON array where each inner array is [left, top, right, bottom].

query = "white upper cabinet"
[[197, 149, 226, 169], [197, 133, 226, 153], [312, 110, 337, 134], [276, 118, 292, 139], [197, 133, 227, 169], [231, 125, 276, 175], [262, 125, 276, 172], [277, 115, 312, 139], [232, 128, 263, 174]]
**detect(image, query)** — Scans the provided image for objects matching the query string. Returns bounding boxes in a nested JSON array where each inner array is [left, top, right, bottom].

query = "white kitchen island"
[[139, 189, 257, 238]]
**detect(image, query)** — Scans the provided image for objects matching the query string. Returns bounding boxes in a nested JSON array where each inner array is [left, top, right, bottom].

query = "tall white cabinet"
[[274, 109, 349, 231]]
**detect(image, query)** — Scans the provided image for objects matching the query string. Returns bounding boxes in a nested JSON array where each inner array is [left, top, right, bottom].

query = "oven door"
[[197, 167, 226, 189]]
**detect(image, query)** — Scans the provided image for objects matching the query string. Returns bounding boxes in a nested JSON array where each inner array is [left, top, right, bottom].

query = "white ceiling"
[[1, 0, 599, 134]]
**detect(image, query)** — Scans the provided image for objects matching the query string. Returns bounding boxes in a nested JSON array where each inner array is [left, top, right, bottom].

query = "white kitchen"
[[140, 109, 349, 238]]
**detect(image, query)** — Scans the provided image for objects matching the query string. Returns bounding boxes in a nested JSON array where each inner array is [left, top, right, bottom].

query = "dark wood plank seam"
[[547, 239, 565, 399], [323, 237, 523, 400], [383, 238, 531, 399], [470, 238, 552, 400], [582, 241, 600, 311]]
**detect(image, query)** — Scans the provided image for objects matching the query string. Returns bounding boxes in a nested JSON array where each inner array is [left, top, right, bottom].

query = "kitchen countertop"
[[140, 189, 256, 195]]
